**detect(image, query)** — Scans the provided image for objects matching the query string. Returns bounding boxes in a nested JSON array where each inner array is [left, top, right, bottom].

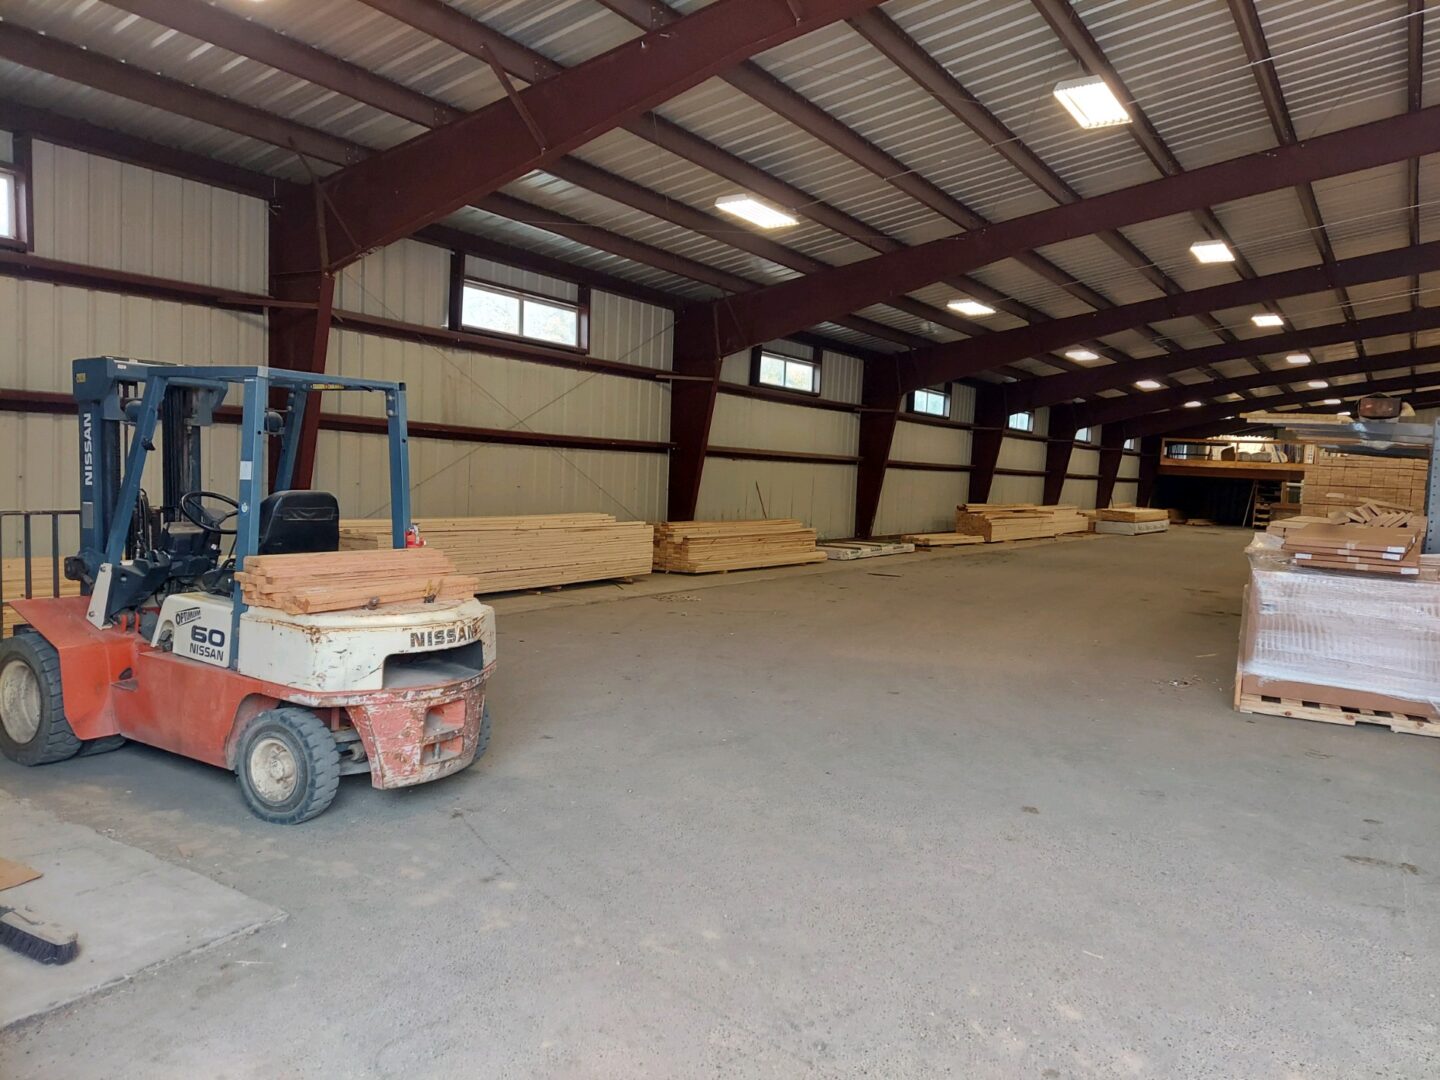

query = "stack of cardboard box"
[[1301, 451, 1428, 516]]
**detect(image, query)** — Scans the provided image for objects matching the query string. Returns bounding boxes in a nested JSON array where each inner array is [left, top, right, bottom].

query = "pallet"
[[816, 540, 914, 560], [900, 532, 984, 548], [1236, 692, 1440, 737]]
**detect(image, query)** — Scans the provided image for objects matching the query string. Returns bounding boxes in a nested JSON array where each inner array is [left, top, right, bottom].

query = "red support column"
[[854, 360, 902, 538], [966, 386, 1007, 504], [267, 190, 334, 489], [1042, 404, 1077, 506], [665, 309, 724, 522], [1094, 425, 1127, 510], [1137, 435, 1163, 507]]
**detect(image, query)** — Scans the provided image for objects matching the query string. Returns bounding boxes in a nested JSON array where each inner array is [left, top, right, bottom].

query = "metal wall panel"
[[989, 473, 1045, 504], [337, 240, 449, 324], [695, 459, 856, 539], [708, 395, 858, 457], [464, 254, 580, 303], [589, 291, 673, 370], [890, 420, 969, 465], [1059, 478, 1099, 507], [873, 468, 968, 536], [1119, 455, 1141, 480], [29, 141, 268, 292]]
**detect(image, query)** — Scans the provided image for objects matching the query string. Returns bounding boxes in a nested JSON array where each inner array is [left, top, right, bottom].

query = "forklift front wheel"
[[0, 630, 82, 766], [235, 707, 340, 825]]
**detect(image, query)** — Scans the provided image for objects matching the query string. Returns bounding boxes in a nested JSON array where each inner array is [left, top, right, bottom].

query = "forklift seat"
[[256, 490, 340, 556]]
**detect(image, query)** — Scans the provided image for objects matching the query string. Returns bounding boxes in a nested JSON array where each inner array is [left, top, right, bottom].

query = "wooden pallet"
[[1235, 692, 1440, 738], [816, 540, 914, 560], [900, 532, 984, 548]]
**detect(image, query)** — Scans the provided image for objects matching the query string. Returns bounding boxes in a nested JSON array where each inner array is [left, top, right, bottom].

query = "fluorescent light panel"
[[1308, 380, 1329, 389], [1134, 379, 1163, 390], [714, 194, 797, 229], [1252, 313, 1285, 327], [1065, 348, 1100, 362], [1053, 76, 1131, 129], [948, 297, 996, 317], [1183, 400, 1203, 408], [1189, 240, 1235, 264], [1322, 398, 1342, 405], [1285, 353, 1311, 365]]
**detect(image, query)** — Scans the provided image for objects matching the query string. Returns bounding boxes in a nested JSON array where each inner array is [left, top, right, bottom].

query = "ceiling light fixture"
[[1134, 379, 1163, 390], [1322, 398, 1343, 405], [714, 194, 798, 229], [1053, 75, 1131, 129], [1189, 240, 1235, 264], [1285, 353, 1311, 365], [1252, 312, 1285, 328], [1308, 380, 1329, 389], [1183, 400, 1203, 408], [948, 297, 997, 317], [1065, 348, 1101, 362]]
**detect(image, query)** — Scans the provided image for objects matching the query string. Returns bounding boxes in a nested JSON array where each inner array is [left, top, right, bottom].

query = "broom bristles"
[[0, 906, 79, 966]]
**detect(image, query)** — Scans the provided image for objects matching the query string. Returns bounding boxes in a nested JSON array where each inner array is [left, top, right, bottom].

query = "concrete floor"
[[1, 528, 1436, 1079]]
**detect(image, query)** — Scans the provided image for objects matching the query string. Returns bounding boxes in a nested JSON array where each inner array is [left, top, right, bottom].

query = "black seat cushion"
[[256, 490, 340, 556]]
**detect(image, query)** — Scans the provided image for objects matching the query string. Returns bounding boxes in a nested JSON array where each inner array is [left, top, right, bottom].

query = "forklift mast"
[[68, 357, 414, 638]]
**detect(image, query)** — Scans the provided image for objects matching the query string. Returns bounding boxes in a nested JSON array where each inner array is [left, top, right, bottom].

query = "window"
[[0, 170, 15, 241], [752, 348, 820, 395], [458, 279, 584, 349], [909, 387, 950, 418], [1124, 437, 1138, 451], [1075, 426, 1094, 444], [1007, 410, 1034, 433]]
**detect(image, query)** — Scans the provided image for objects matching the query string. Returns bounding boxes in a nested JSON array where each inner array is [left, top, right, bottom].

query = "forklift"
[[0, 358, 496, 823]]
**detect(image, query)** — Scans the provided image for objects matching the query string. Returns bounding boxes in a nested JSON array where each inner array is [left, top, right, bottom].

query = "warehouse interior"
[[0, 0, 1437, 1076]]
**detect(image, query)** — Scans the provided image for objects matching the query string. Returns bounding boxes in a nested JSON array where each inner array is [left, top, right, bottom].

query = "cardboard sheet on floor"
[[0, 856, 40, 891], [0, 792, 283, 1030]]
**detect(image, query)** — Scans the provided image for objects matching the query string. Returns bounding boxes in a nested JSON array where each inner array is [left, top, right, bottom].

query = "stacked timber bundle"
[[954, 504, 1086, 542], [1283, 522, 1422, 577], [652, 520, 827, 573], [1094, 506, 1170, 536], [339, 514, 654, 594], [898, 532, 983, 548], [238, 549, 479, 615], [1267, 501, 1425, 538], [2, 556, 81, 637]]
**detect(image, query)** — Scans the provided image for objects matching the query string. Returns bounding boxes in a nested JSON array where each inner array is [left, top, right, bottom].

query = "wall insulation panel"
[[695, 459, 856, 540]]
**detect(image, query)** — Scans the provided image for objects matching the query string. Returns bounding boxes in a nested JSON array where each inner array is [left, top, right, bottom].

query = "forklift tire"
[[235, 707, 340, 825], [0, 630, 82, 766], [473, 703, 492, 761], [78, 735, 128, 757]]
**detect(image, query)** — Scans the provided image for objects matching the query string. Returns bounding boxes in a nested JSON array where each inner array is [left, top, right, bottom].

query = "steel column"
[[1041, 406, 1078, 506], [665, 311, 726, 522], [966, 387, 1008, 505], [854, 362, 904, 538], [1093, 426, 1127, 512]]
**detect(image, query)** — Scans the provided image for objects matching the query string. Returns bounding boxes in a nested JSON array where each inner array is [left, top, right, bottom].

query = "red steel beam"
[[1407, 0, 1426, 362], [900, 240, 1440, 391], [1076, 344, 1440, 428], [1125, 368, 1440, 437], [1005, 305, 1440, 413], [676, 105, 1440, 362], [306, 0, 888, 269]]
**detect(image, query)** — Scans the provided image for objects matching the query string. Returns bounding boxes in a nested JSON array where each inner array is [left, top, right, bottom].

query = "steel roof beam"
[[1003, 305, 1440, 413], [297, 0, 887, 269], [1125, 368, 1440, 437], [1076, 344, 1440, 428], [677, 104, 1440, 360], [900, 239, 1440, 391], [1407, 0, 1426, 367]]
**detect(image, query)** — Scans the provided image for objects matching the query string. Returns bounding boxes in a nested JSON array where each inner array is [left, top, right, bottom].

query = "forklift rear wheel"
[[0, 630, 82, 766], [235, 707, 340, 825]]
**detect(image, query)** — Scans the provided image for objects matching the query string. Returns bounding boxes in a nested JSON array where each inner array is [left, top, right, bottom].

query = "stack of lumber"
[[899, 532, 984, 548], [339, 514, 654, 594], [238, 548, 479, 614], [954, 504, 1086, 542], [1302, 450, 1428, 517], [652, 520, 826, 573], [1094, 506, 1170, 536], [2, 556, 81, 637], [1282, 523, 1420, 577]]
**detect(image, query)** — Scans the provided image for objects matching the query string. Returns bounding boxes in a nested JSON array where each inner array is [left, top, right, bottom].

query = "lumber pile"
[[338, 514, 654, 594], [238, 548, 478, 615], [1282, 523, 1421, 577], [1267, 501, 1426, 537], [1096, 507, 1168, 523], [2, 556, 81, 637], [1302, 451, 1428, 517], [652, 520, 826, 573], [953, 504, 1087, 542], [900, 532, 984, 548]]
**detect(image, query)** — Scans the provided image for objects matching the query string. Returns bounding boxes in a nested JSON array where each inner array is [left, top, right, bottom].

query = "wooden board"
[[1236, 692, 1440, 737], [653, 519, 825, 573], [954, 504, 1085, 542], [817, 541, 914, 560], [237, 548, 478, 615], [339, 515, 654, 594], [1095, 507, 1169, 523], [899, 532, 984, 548]]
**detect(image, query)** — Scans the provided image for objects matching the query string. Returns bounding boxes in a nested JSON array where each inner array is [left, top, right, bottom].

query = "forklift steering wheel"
[[179, 490, 241, 536]]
